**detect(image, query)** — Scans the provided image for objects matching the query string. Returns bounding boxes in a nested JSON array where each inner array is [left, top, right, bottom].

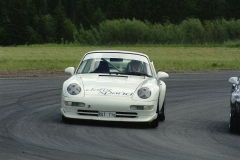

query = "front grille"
[[77, 110, 99, 116], [115, 112, 137, 118], [77, 110, 138, 118]]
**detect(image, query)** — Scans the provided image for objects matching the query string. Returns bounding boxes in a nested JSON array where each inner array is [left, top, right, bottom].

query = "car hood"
[[79, 74, 149, 97]]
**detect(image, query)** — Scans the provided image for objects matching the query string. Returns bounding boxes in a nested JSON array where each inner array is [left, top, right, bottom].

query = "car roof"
[[86, 50, 148, 58]]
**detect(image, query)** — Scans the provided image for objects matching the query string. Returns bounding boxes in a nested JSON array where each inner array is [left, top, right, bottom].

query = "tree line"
[[0, 0, 240, 45]]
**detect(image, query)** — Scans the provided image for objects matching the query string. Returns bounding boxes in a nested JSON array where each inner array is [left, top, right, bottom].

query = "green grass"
[[0, 44, 239, 72]]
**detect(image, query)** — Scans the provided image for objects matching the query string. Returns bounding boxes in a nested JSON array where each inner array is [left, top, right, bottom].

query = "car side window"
[[77, 59, 93, 73]]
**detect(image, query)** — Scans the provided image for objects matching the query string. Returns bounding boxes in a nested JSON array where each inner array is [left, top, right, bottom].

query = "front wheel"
[[159, 102, 165, 121], [229, 108, 237, 133], [149, 116, 159, 128], [62, 115, 72, 124]]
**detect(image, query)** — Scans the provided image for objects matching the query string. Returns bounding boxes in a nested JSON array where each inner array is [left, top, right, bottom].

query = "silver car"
[[229, 76, 240, 132]]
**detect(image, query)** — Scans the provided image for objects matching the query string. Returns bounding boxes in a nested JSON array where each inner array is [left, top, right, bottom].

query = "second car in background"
[[229, 76, 240, 132]]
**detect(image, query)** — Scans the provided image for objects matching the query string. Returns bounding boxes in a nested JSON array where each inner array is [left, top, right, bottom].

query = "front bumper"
[[61, 95, 158, 122]]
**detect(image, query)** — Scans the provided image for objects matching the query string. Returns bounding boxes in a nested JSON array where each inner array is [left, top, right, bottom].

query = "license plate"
[[98, 112, 116, 118]]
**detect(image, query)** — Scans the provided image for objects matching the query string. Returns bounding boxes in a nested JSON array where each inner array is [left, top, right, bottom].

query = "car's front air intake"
[[77, 110, 138, 118]]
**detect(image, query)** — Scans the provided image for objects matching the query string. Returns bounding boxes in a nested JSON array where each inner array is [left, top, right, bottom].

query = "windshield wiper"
[[125, 72, 152, 77], [110, 72, 152, 77]]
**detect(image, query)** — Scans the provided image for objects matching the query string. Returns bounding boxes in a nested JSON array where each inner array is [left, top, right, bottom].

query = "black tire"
[[149, 115, 159, 128], [159, 102, 165, 121], [229, 108, 237, 133], [148, 100, 163, 128], [62, 115, 72, 124]]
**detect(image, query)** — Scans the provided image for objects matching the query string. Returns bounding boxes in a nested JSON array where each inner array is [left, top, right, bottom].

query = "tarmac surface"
[[0, 71, 240, 160]]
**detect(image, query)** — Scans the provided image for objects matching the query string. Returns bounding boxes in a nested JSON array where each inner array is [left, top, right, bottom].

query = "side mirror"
[[65, 67, 75, 76], [157, 71, 169, 80], [229, 77, 238, 85]]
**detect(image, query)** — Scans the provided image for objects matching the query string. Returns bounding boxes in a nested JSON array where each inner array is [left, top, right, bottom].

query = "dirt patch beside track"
[[0, 70, 68, 78]]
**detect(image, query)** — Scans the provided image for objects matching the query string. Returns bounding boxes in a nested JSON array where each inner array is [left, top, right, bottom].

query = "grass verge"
[[0, 44, 239, 72]]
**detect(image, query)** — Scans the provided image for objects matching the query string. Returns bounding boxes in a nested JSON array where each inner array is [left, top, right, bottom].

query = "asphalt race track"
[[1, 72, 240, 160]]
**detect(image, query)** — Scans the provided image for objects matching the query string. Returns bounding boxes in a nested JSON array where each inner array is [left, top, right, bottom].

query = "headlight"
[[67, 83, 81, 95], [137, 87, 151, 99]]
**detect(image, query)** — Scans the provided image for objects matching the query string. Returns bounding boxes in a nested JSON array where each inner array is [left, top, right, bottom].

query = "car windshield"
[[76, 55, 152, 77]]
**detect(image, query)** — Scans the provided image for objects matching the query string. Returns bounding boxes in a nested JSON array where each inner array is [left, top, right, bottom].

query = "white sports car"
[[61, 50, 169, 128]]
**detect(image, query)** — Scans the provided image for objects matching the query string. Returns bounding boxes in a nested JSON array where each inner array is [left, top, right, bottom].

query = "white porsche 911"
[[61, 50, 169, 128]]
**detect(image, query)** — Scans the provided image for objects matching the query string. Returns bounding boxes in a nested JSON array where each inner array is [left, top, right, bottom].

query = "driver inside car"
[[127, 60, 143, 72]]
